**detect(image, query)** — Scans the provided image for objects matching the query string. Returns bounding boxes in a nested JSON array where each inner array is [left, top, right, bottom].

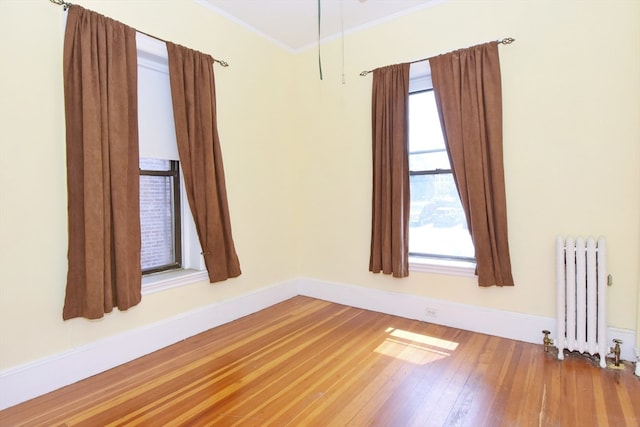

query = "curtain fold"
[[166, 43, 241, 283], [369, 63, 411, 278], [429, 42, 514, 287], [62, 5, 141, 320]]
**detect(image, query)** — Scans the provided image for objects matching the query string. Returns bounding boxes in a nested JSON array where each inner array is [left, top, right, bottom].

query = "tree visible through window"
[[408, 89, 475, 261], [139, 158, 182, 274]]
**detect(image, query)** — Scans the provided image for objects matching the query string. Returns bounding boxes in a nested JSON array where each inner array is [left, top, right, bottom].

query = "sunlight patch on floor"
[[374, 327, 459, 364]]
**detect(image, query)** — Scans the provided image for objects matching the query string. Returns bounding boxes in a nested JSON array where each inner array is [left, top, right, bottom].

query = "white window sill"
[[142, 269, 209, 295], [409, 257, 477, 277]]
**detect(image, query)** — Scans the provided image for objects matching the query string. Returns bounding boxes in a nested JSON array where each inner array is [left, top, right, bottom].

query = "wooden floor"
[[1, 296, 639, 426]]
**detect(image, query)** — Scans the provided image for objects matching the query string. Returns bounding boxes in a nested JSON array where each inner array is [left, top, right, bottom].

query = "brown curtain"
[[166, 43, 241, 283], [62, 5, 142, 320], [369, 63, 411, 278], [429, 42, 514, 287]]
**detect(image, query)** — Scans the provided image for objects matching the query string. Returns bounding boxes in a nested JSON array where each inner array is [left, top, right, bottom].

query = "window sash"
[[139, 160, 182, 274]]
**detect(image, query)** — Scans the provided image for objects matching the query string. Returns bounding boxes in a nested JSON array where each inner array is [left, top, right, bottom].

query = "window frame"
[[137, 33, 207, 293], [407, 62, 476, 275]]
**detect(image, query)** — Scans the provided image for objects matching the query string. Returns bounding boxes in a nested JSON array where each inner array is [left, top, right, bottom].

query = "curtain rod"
[[358, 37, 515, 77], [48, 0, 229, 68]]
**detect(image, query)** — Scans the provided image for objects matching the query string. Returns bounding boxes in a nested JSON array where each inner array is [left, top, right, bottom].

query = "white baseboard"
[[297, 278, 636, 363], [0, 280, 298, 411], [298, 278, 555, 344], [1, 277, 637, 410]]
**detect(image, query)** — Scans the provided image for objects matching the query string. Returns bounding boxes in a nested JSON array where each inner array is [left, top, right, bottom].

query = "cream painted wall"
[[0, 0, 638, 373], [294, 0, 640, 330], [0, 0, 301, 369]]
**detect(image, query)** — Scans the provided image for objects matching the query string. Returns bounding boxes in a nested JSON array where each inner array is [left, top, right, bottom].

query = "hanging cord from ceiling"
[[318, 0, 346, 83], [358, 37, 516, 76], [318, 0, 323, 80], [341, 0, 346, 84]]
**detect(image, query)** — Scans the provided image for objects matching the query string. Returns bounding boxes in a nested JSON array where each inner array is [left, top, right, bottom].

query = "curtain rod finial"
[[499, 37, 515, 45], [49, 0, 72, 11]]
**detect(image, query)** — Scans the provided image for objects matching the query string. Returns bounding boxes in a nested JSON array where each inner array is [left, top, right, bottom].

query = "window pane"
[[408, 88, 475, 261], [408, 90, 445, 153], [140, 158, 170, 171], [409, 174, 475, 259], [140, 174, 176, 270], [409, 150, 450, 171]]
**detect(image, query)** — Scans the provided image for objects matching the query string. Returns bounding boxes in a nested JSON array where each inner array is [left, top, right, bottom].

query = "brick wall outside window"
[[140, 159, 176, 270]]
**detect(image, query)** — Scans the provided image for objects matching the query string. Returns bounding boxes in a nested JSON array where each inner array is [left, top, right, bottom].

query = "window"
[[408, 62, 475, 268], [137, 33, 206, 291], [140, 158, 181, 274]]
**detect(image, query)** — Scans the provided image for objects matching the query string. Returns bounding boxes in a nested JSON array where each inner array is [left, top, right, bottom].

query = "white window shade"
[[409, 59, 432, 92], [137, 33, 179, 160]]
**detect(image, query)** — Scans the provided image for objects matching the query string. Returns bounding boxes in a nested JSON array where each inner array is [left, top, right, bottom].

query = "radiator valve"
[[610, 339, 623, 367], [542, 330, 553, 352]]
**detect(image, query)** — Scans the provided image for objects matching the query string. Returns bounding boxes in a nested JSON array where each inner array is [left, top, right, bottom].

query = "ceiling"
[[195, 0, 443, 52]]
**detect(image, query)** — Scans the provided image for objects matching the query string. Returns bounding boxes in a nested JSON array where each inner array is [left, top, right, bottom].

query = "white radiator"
[[556, 236, 607, 367]]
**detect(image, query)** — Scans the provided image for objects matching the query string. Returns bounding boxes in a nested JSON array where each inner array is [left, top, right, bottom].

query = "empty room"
[[0, 0, 638, 425]]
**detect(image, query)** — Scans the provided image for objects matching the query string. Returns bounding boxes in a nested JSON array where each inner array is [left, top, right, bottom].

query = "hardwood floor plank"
[[591, 370, 611, 427], [405, 332, 489, 427], [484, 339, 526, 426], [275, 312, 403, 425], [256, 311, 392, 424], [608, 366, 640, 426], [444, 335, 514, 427], [208, 306, 370, 424], [347, 320, 462, 427], [1, 296, 638, 426], [338, 325, 435, 425], [358, 324, 462, 426], [386, 326, 467, 427], [169, 301, 360, 426], [289, 314, 417, 425], [515, 346, 545, 425]]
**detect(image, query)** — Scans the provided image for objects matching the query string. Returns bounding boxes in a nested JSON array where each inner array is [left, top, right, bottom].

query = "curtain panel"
[[369, 63, 411, 278], [62, 5, 142, 320], [429, 42, 515, 287], [166, 43, 241, 283]]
